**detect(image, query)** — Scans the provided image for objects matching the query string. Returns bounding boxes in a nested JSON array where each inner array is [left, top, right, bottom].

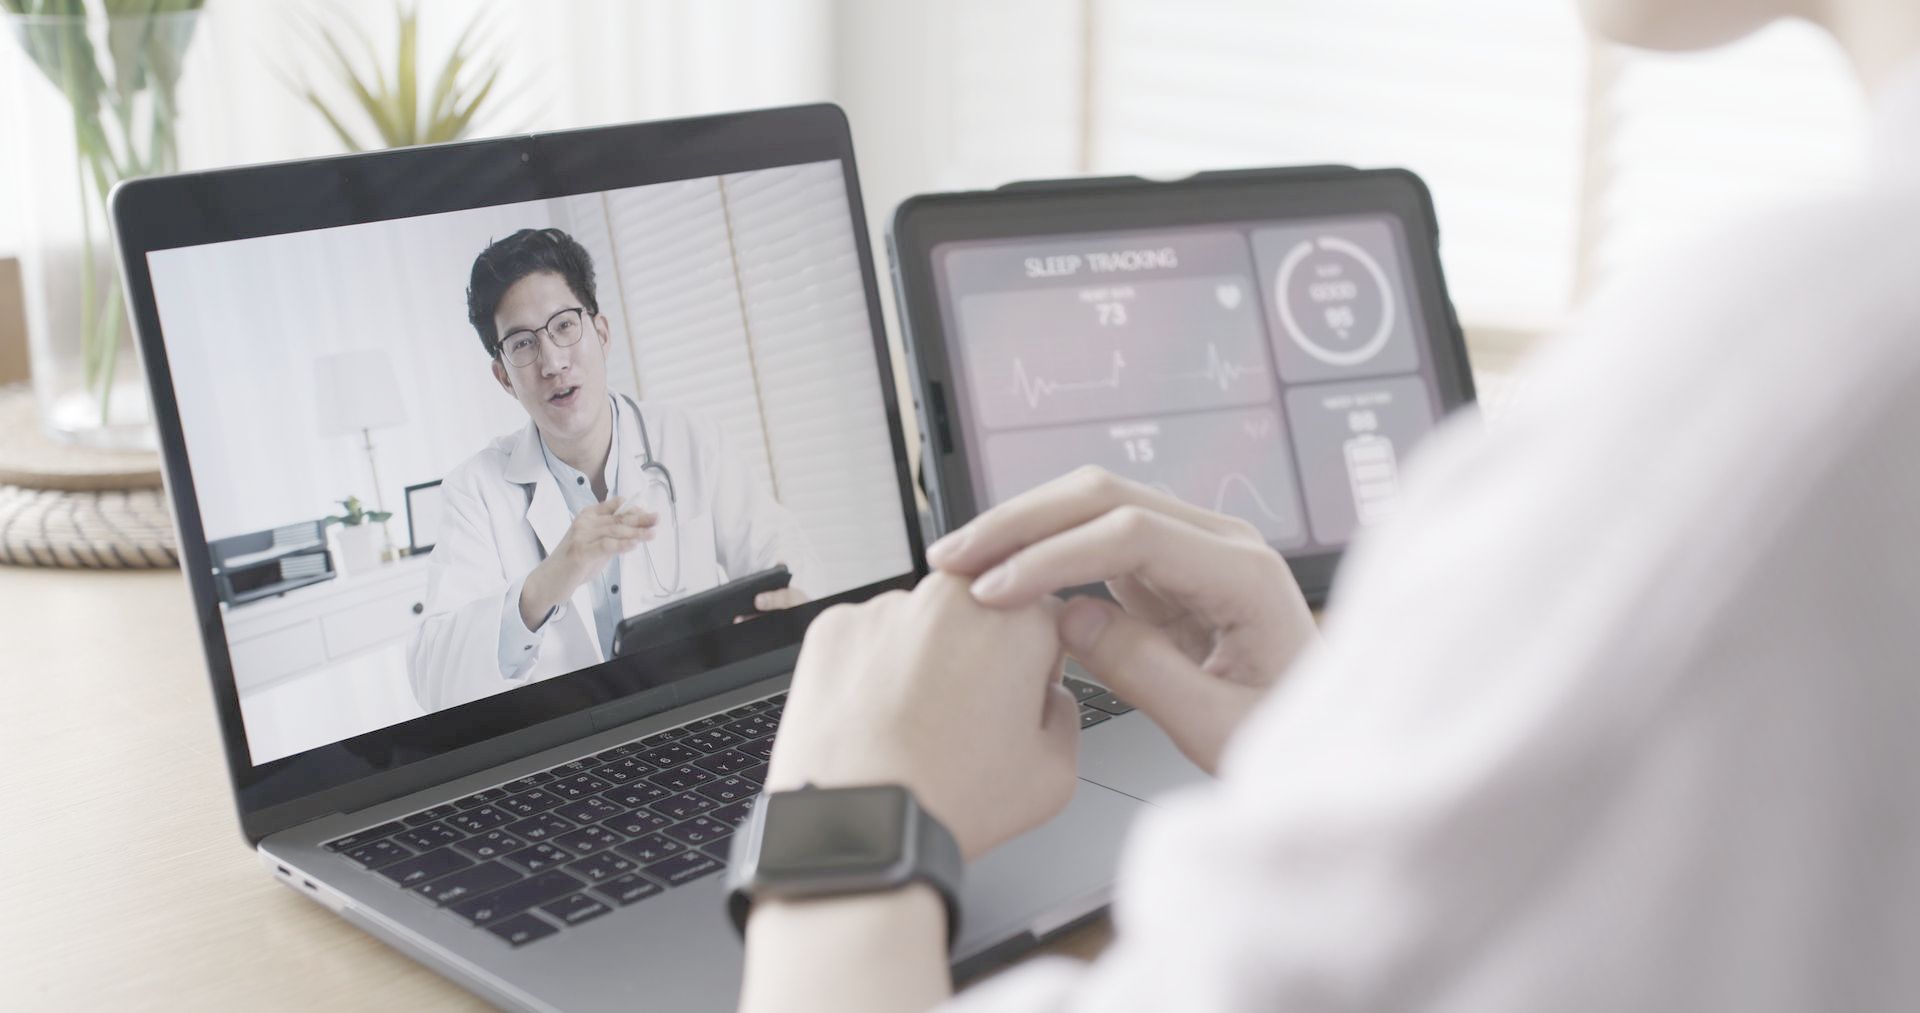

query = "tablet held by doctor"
[[407, 228, 817, 711]]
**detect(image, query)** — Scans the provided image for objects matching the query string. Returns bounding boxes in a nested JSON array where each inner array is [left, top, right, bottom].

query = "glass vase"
[[4, 8, 204, 450]]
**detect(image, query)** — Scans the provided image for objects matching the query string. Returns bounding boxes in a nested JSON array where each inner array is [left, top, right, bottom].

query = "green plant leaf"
[[394, 1, 417, 145]]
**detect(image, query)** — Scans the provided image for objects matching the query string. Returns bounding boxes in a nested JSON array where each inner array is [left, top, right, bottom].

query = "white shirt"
[[408, 398, 818, 711], [951, 63, 1920, 1013]]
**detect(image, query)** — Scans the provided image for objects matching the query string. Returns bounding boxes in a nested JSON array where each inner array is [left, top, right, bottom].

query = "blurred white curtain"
[[0, 0, 835, 255]]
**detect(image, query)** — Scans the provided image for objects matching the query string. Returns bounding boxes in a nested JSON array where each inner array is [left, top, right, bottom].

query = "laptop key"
[[499, 776, 544, 794], [642, 851, 723, 887], [454, 830, 526, 861], [648, 763, 714, 792], [554, 797, 624, 825], [614, 833, 685, 864], [395, 821, 464, 852], [498, 789, 563, 818], [503, 843, 571, 874], [681, 729, 742, 754], [590, 758, 653, 785], [693, 749, 755, 776], [1079, 707, 1110, 730], [1064, 677, 1105, 704], [455, 787, 509, 810], [739, 736, 776, 763], [591, 873, 663, 907], [412, 860, 522, 906], [603, 783, 673, 809], [604, 809, 671, 837], [486, 913, 559, 948], [638, 742, 703, 767], [449, 806, 513, 834], [739, 763, 770, 785], [664, 815, 732, 847], [343, 838, 415, 869], [552, 774, 612, 800], [551, 759, 598, 777], [709, 799, 758, 828], [647, 791, 717, 822], [1084, 692, 1134, 716], [503, 813, 575, 843], [451, 869, 584, 925], [380, 847, 474, 888], [552, 825, 624, 857], [593, 744, 638, 763], [325, 821, 404, 851], [568, 852, 636, 883], [403, 805, 458, 827], [540, 892, 612, 927], [695, 776, 754, 804]]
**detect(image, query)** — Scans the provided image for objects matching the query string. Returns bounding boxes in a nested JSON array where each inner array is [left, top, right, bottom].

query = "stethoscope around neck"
[[622, 394, 682, 597]]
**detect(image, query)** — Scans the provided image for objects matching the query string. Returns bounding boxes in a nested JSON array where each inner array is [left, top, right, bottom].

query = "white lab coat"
[[407, 399, 816, 712]]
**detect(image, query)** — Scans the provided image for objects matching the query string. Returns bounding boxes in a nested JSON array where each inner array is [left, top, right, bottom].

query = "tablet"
[[612, 565, 794, 660], [887, 167, 1475, 603]]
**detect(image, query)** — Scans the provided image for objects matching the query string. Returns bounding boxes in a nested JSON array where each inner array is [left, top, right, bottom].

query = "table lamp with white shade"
[[314, 349, 408, 570]]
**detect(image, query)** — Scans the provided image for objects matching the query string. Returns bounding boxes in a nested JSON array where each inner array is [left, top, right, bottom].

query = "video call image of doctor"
[[407, 228, 817, 711]]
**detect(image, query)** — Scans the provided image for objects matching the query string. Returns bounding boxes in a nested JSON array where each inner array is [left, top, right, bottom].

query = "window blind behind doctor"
[[554, 162, 910, 598]]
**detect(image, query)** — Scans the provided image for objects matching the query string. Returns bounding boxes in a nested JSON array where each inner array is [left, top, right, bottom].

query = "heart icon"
[[1215, 283, 1243, 310]]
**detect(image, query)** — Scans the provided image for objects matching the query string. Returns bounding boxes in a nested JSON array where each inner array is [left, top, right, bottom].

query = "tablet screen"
[[932, 215, 1446, 551]]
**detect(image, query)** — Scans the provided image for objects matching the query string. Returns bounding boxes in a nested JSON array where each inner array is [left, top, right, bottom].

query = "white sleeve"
[[407, 471, 538, 711]]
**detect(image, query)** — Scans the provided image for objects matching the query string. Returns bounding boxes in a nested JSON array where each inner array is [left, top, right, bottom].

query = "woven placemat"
[[0, 385, 163, 491], [0, 483, 178, 568]]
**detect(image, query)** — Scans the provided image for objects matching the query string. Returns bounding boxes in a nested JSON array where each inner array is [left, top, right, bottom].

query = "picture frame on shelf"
[[403, 480, 443, 556]]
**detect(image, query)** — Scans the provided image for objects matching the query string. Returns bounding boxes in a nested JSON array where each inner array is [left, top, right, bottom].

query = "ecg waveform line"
[[1150, 473, 1293, 526], [1009, 351, 1126, 409], [1156, 342, 1259, 392]]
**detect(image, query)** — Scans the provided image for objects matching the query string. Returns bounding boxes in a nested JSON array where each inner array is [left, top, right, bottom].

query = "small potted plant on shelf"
[[322, 495, 390, 576]]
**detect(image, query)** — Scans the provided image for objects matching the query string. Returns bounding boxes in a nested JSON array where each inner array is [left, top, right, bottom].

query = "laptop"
[[112, 104, 1200, 1012]]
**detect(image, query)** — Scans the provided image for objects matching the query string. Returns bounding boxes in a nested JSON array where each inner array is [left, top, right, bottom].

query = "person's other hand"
[[766, 572, 1078, 861], [520, 496, 656, 627], [925, 467, 1315, 774], [753, 585, 809, 612], [732, 584, 811, 624]]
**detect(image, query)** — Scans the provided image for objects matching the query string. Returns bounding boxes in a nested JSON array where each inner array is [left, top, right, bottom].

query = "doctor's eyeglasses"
[[496, 307, 586, 367]]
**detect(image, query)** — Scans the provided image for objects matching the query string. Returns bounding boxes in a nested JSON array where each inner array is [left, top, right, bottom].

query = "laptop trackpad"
[[956, 778, 1143, 958], [1078, 712, 1209, 805]]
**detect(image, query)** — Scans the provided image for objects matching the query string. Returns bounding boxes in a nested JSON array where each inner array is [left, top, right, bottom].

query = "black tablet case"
[[886, 167, 1476, 606]]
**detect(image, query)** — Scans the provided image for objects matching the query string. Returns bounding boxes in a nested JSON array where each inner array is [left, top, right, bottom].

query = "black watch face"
[[760, 786, 908, 874]]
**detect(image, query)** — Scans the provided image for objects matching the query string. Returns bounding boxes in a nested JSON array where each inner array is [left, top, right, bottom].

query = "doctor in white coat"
[[408, 228, 816, 712]]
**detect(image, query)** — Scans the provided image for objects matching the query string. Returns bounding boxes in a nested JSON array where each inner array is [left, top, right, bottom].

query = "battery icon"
[[1343, 433, 1400, 525]]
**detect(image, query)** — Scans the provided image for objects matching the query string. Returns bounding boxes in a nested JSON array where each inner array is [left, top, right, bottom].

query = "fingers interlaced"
[[968, 506, 1264, 610]]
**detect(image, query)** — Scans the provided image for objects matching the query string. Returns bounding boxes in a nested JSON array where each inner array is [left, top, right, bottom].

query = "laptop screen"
[[144, 158, 913, 766]]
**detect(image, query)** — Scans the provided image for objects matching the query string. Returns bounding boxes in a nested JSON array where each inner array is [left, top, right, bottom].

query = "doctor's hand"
[[925, 466, 1316, 775], [766, 572, 1078, 862], [518, 496, 656, 630]]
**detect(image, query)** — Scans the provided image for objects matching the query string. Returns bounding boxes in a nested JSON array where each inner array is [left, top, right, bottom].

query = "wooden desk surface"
[[0, 565, 1106, 1008]]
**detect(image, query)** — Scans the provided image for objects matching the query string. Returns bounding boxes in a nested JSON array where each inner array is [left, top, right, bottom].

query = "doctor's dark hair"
[[466, 228, 601, 358]]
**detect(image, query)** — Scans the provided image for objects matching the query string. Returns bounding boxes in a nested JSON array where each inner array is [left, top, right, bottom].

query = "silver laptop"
[[112, 104, 1203, 1012]]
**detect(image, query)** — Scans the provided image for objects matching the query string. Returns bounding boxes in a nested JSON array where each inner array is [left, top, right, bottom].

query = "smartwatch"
[[724, 784, 963, 946]]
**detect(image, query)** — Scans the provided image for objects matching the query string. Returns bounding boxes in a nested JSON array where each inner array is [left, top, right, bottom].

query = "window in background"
[[873, 0, 1871, 346]]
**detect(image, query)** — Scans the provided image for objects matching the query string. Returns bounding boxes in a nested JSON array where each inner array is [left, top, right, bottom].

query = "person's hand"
[[754, 586, 809, 612], [519, 496, 656, 628], [925, 466, 1316, 774], [766, 572, 1078, 861], [733, 584, 810, 624]]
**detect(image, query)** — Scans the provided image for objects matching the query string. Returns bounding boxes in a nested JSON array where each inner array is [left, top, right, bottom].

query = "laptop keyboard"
[[319, 678, 1130, 948]]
